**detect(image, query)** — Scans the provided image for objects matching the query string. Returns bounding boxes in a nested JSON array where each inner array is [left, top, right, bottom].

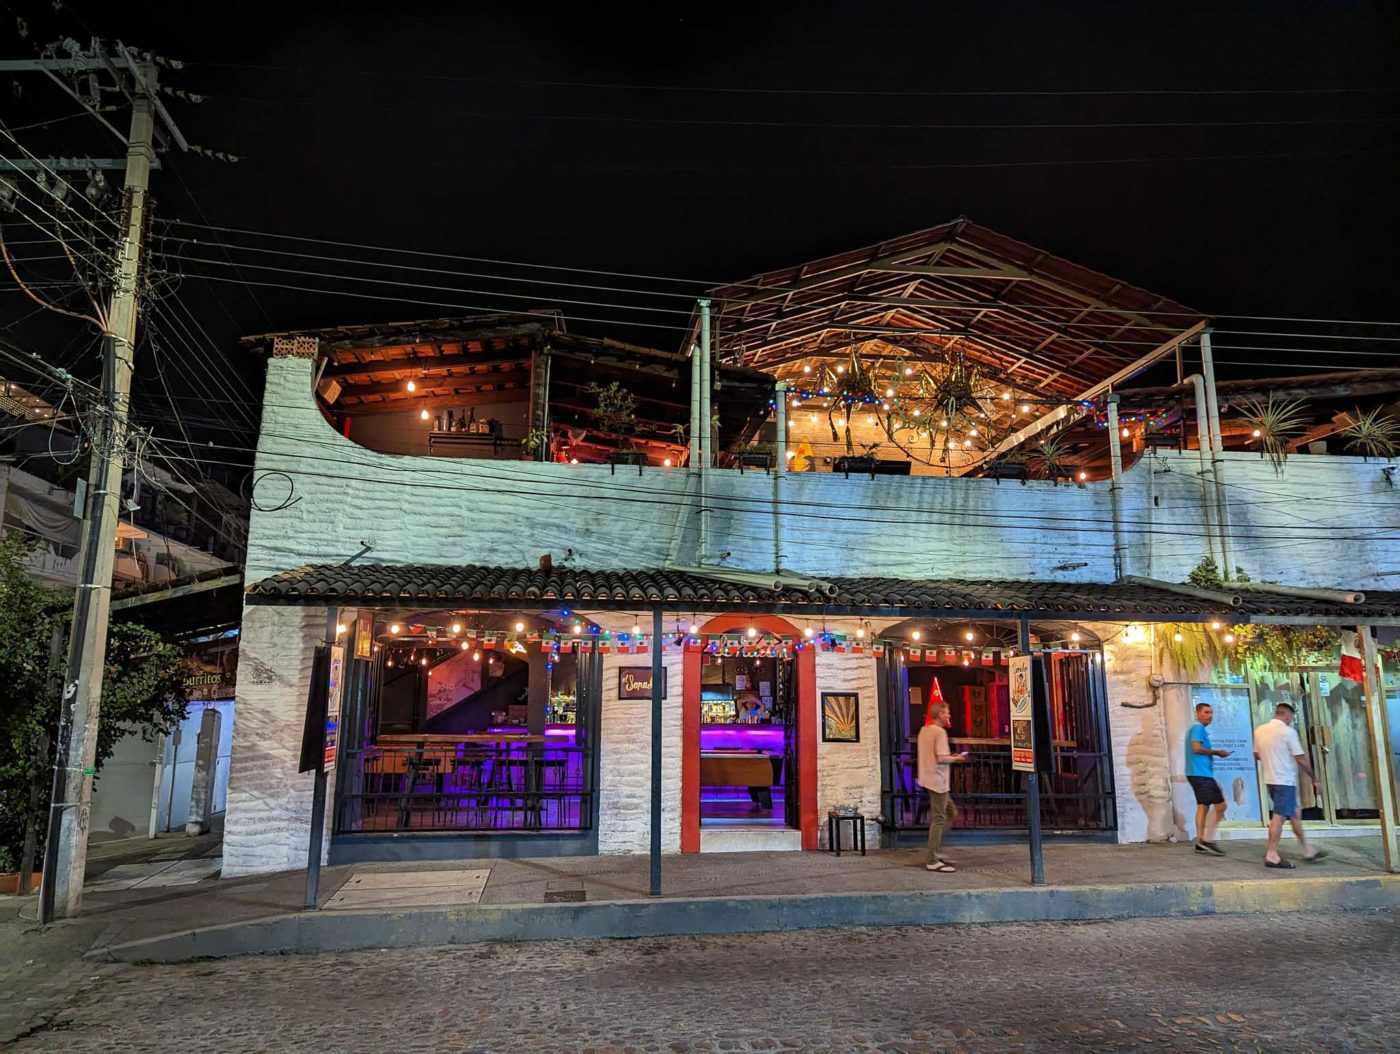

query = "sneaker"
[[1194, 840, 1225, 856]]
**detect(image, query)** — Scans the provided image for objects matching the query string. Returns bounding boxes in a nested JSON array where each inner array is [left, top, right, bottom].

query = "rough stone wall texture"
[[592, 613, 683, 855], [813, 649, 882, 848], [1094, 623, 1181, 844], [223, 604, 328, 877], [248, 356, 1400, 588]]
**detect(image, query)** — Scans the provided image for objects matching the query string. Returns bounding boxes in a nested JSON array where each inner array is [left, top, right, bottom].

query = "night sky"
[[3, 1, 1398, 459]]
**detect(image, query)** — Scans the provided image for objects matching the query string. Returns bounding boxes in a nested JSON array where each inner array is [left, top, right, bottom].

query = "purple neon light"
[[699, 724, 785, 751]]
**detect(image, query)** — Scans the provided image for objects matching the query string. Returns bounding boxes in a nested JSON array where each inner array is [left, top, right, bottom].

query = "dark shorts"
[[1187, 775, 1224, 806], [1267, 783, 1299, 819]]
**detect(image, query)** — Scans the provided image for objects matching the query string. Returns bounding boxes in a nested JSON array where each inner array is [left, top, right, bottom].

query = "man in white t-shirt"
[[917, 702, 970, 873], [1253, 702, 1326, 868]]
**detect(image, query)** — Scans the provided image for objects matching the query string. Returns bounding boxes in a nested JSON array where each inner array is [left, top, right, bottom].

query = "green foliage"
[[0, 534, 190, 872], [522, 427, 550, 456], [1241, 393, 1309, 471], [585, 381, 638, 435], [1231, 624, 1339, 673], [1341, 407, 1400, 460], [1186, 555, 1224, 589], [1029, 438, 1070, 483]]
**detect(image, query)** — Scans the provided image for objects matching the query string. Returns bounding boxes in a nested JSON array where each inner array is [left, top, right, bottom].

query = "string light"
[[1173, 631, 1184, 643], [1210, 620, 1222, 630], [1252, 428, 1262, 438], [663, 458, 673, 467], [802, 364, 811, 373], [856, 628, 866, 639], [420, 656, 428, 666], [451, 622, 461, 633], [886, 388, 895, 397], [473, 651, 481, 662], [420, 409, 430, 421], [747, 627, 758, 638], [911, 629, 922, 641], [804, 627, 814, 637], [1021, 404, 1031, 413], [633, 623, 641, 634], [964, 630, 975, 642], [335, 623, 346, 636], [461, 641, 469, 650], [1002, 391, 1012, 400], [688, 622, 698, 634], [406, 379, 416, 392], [904, 367, 914, 376], [1078, 471, 1088, 481], [1224, 632, 1236, 644], [1071, 630, 1082, 643], [1121, 427, 1130, 438], [389, 623, 401, 634]]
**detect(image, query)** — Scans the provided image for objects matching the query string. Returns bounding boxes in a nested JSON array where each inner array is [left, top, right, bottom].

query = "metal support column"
[[1020, 616, 1045, 886], [1199, 330, 1234, 576], [649, 606, 664, 896], [305, 606, 339, 909], [1106, 394, 1128, 580], [773, 381, 787, 574], [697, 300, 712, 564]]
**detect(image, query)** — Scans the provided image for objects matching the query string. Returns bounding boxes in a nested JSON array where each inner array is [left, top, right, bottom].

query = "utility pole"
[[0, 45, 162, 923], [45, 67, 155, 922]]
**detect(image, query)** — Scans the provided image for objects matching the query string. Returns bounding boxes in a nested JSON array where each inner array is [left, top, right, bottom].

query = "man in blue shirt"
[[1186, 701, 1232, 855]]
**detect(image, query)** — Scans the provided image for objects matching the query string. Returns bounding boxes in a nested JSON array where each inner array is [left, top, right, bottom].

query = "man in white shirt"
[[917, 702, 969, 873], [1253, 702, 1326, 868]]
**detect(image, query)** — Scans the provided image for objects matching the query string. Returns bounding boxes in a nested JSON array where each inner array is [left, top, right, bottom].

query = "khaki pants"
[[926, 790, 957, 862]]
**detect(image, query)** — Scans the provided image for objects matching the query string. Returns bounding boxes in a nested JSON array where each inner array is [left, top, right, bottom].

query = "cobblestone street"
[[5, 909, 1397, 1052]]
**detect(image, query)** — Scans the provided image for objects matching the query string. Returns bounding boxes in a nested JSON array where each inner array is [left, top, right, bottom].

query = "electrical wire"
[[152, 217, 1400, 328]]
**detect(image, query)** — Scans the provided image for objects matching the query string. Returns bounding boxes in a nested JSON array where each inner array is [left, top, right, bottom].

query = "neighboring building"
[[224, 221, 1400, 877], [1, 380, 246, 843]]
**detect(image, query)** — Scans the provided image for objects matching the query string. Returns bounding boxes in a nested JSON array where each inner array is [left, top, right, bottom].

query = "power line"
[[152, 217, 1400, 328], [192, 63, 1400, 99]]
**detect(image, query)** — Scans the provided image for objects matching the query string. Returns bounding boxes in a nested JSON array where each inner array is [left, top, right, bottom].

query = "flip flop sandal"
[[1265, 859, 1295, 869], [925, 862, 957, 873], [1305, 850, 1329, 862]]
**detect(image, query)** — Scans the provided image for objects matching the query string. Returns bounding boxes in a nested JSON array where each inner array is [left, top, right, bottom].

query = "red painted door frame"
[[682, 614, 818, 852]]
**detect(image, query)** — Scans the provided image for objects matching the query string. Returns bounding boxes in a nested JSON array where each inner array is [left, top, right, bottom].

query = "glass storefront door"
[[1308, 669, 1380, 821]]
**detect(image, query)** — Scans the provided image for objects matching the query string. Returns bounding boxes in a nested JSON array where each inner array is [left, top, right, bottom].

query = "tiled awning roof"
[[244, 564, 1400, 624]]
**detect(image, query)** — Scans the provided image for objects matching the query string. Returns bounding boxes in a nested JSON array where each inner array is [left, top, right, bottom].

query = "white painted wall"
[[594, 612, 682, 855], [248, 354, 1400, 589], [223, 605, 329, 877], [814, 648, 882, 848]]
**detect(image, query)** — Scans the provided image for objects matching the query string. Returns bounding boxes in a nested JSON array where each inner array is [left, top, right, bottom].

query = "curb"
[[88, 874, 1400, 963]]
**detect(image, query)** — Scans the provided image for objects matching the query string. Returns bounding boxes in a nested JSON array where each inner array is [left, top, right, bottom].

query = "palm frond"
[[1342, 407, 1400, 460], [1240, 393, 1309, 471]]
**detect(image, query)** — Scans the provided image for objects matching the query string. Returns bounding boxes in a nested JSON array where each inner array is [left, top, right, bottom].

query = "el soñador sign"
[[618, 667, 667, 699]]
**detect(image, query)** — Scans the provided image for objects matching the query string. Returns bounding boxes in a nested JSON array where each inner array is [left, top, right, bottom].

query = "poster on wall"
[[821, 692, 860, 743], [324, 645, 344, 768], [1008, 655, 1036, 772], [1189, 685, 1261, 823]]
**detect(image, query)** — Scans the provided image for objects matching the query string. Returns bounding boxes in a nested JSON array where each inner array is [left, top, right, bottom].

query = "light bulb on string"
[[451, 622, 461, 634], [472, 651, 481, 662], [389, 623, 401, 635], [1173, 631, 1184, 643], [460, 641, 469, 651], [911, 629, 922, 641], [420, 409, 430, 421], [406, 379, 416, 392]]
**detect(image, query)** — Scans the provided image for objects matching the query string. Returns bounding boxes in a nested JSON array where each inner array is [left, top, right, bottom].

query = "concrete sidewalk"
[[8, 834, 1381, 963]]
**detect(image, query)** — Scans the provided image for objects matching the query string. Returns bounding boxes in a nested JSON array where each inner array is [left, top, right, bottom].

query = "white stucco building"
[[223, 223, 1400, 878]]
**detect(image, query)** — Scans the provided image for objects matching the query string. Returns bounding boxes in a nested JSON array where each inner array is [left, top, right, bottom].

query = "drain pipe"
[[1121, 574, 1242, 607], [1199, 330, 1235, 577], [698, 299, 712, 564], [1106, 394, 1128, 580], [688, 341, 701, 470], [1232, 582, 1366, 605], [1185, 375, 1223, 571], [773, 381, 787, 574]]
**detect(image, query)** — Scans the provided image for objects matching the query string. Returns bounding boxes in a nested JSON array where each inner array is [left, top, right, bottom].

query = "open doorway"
[[698, 651, 797, 828]]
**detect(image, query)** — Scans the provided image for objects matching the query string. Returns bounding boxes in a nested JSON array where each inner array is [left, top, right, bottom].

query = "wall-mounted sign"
[[1008, 655, 1035, 772], [618, 667, 667, 699], [324, 645, 344, 768], [183, 638, 238, 702]]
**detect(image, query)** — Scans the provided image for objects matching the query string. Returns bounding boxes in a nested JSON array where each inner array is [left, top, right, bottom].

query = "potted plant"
[[1341, 407, 1400, 460], [985, 451, 1029, 484], [1240, 392, 1308, 471], [833, 441, 888, 478], [1029, 438, 1071, 485], [736, 441, 774, 472], [522, 427, 551, 462]]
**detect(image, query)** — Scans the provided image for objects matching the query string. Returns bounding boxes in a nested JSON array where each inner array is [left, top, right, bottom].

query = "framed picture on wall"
[[821, 692, 861, 743]]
